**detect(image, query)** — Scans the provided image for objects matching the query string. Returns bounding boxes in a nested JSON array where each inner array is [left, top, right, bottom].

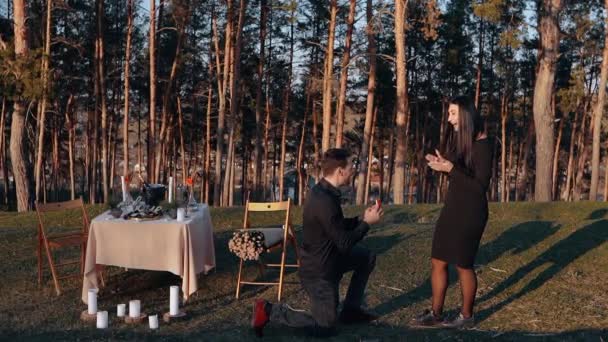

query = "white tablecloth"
[[82, 204, 216, 303]]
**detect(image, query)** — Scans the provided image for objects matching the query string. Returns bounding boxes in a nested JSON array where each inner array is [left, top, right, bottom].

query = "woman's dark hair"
[[446, 96, 484, 170]]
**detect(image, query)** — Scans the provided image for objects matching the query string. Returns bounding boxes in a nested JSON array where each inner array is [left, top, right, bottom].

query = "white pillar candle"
[[129, 299, 141, 318], [168, 177, 174, 203], [149, 314, 159, 329], [87, 289, 98, 315], [121, 176, 127, 202], [117, 303, 126, 317], [96, 311, 108, 329], [169, 286, 180, 316], [177, 208, 185, 222]]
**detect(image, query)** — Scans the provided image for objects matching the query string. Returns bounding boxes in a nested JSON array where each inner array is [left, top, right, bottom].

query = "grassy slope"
[[0, 202, 607, 341]]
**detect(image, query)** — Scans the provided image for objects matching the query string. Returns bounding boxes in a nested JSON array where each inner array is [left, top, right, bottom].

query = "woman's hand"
[[427, 149, 453, 173]]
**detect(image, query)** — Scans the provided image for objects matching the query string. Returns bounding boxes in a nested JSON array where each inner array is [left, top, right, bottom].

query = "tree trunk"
[[229, 142, 236, 206], [364, 108, 376, 204], [573, 130, 590, 201], [514, 131, 524, 201], [500, 93, 507, 202], [312, 102, 320, 181], [552, 116, 564, 200], [177, 97, 187, 183], [35, 0, 52, 203], [213, 0, 233, 206], [296, 113, 307, 205], [10, 0, 32, 211], [148, 0, 157, 182], [563, 109, 579, 200], [321, 0, 337, 152], [155, 8, 188, 183], [263, 99, 271, 200], [95, 0, 109, 203], [507, 131, 514, 202], [278, 106, 288, 201], [474, 19, 484, 110], [533, 0, 562, 201], [278, 8, 294, 201], [378, 126, 385, 202], [0, 97, 7, 205], [355, 0, 377, 205], [386, 119, 395, 203], [64, 95, 75, 200], [393, 0, 409, 204], [204, 86, 212, 204], [252, 0, 267, 200], [222, 0, 246, 206], [222, 127, 235, 206], [123, 0, 133, 178], [573, 112, 590, 200], [335, 0, 356, 148], [517, 119, 534, 201], [590, 0, 608, 200]]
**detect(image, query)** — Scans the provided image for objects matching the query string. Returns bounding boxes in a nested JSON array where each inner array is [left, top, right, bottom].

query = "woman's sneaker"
[[410, 309, 443, 328], [441, 312, 474, 329]]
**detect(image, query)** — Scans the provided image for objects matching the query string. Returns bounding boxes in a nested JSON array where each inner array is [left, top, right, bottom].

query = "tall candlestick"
[[87, 289, 97, 315], [169, 286, 180, 316]]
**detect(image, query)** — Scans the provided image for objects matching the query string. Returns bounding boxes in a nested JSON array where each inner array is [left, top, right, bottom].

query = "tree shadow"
[[372, 221, 560, 316], [475, 219, 608, 323], [363, 232, 415, 256], [587, 209, 608, 220]]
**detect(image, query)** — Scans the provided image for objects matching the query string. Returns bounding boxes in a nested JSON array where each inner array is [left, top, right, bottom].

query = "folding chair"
[[36, 198, 90, 295], [235, 197, 300, 301]]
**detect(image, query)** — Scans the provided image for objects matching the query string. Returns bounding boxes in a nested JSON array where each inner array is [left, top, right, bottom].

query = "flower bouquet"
[[228, 230, 266, 261]]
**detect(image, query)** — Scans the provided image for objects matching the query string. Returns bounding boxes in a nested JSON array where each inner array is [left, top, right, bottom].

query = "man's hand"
[[363, 205, 384, 225]]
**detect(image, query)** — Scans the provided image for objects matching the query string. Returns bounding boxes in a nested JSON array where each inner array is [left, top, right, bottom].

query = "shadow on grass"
[[475, 219, 608, 323], [372, 221, 560, 317], [3, 325, 607, 341], [587, 209, 608, 220]]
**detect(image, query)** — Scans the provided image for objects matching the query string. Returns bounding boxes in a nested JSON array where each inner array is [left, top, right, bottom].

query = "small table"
[[82, 205, 216, 304]]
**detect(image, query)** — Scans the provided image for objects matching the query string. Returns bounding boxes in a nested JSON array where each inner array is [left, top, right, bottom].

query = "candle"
[[177, 208, 185, 222], [149, 314, 159, 329], [121, 176, 127, 202], [168, 177, 173, 203], [129, 299, 141, 318], [96, 311, 108, 329], [117, 303, 126, 317], [169, 286, 180, 316], [87, 289, 98, 315]]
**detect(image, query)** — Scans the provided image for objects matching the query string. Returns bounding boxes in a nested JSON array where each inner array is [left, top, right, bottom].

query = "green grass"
[[0, 202, 607, 341]]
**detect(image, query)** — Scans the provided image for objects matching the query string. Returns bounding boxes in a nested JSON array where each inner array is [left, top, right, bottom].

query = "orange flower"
[[186, 177, 193, 186]]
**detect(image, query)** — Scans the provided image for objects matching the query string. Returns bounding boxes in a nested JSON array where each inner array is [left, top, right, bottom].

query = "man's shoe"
[[251, 299, 271, 337], [339, 307, 379, 324], [409, 309, 443, 328], [441, 312, 474, 329]]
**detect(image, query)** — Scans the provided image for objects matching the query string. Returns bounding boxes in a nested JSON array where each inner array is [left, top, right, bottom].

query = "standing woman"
[[411, 96, 492, 329]]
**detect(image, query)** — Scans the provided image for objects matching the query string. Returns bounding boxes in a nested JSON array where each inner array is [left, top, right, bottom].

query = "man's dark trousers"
[[268, 246, 376, 337]]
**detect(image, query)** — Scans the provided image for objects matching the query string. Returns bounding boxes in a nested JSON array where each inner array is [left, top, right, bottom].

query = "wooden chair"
[[235, 197, 300, 301], [36, 198, 90, 295]]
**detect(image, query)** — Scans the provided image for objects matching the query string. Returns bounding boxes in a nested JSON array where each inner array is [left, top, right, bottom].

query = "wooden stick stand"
[[124, 313, 147, 324], [163, 311, 187, 323], [80, 310, 97, 322]]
